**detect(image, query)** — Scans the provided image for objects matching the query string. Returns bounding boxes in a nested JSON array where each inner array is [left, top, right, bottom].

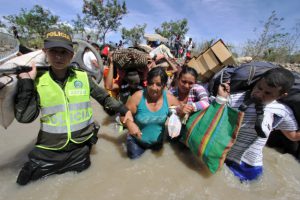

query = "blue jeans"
[[225, 160, 263, 182], [126, 135, 162, 159]]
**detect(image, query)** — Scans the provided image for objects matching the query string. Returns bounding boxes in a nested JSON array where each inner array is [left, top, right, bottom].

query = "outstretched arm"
[[121, 91, 143, 139]]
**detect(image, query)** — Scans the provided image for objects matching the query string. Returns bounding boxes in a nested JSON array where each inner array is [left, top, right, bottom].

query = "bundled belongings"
[[182, 101, 244, 174], [0, 75, 17, 129], [0, 50, 48, 129], [187, 39, 236, 82], [112, 48, 148, 70], [208, 61, 300, 160]]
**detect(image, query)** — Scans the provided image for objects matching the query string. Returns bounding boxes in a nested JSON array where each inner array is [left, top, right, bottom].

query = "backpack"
[[208, 61, 300, 159], [208, 61, 278, 96], [208, 61, 300, 125]]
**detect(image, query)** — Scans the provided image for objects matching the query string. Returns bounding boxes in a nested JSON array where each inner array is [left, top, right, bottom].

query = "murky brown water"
[[1, 99, 300, 200]]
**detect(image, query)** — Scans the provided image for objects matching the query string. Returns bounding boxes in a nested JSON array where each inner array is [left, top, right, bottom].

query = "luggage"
[[208, 61, 300, 125], [0, 75, 17, 128], [208, 61, 300, 159], [182, 101, 244, 173], [112, 48, 148, 69]]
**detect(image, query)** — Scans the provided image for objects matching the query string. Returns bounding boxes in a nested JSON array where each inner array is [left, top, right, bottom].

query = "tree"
[[82, 0, 127, 44], [121, 24, 147, 46], [0, 19, 6, 28], [286, 20, 300, 56], [57, 23, 73, 36], [72, 14, 86, 38], [3, 5, 59, 40], [155, 19, 189, 41], [242, 11, 289, 61]]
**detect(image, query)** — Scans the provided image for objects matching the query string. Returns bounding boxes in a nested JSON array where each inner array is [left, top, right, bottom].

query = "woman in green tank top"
[[123, 67, 180, 159]]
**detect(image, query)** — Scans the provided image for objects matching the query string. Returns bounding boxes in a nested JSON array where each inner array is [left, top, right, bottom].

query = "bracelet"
[[215, 95, 228, 104]]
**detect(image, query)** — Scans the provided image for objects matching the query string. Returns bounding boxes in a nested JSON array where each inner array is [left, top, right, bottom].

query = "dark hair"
[[179, 65, 198, 80], [91, 42, 100, 49], [263, 67, 295, 94], [147, 67, 168, 86]]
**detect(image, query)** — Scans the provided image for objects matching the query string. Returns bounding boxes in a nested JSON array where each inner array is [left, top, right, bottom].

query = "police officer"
[[15, 28, 133, 185]]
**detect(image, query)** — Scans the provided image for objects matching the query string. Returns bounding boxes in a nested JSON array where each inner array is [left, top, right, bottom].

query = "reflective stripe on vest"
[[36, 70, 93, 150]]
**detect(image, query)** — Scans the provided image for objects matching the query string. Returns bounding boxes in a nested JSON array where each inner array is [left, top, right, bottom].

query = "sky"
[[0, 0, 299, 51]]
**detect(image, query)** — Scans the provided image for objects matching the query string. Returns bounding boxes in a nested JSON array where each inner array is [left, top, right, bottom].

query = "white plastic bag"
[[167, 107, 182, 138]]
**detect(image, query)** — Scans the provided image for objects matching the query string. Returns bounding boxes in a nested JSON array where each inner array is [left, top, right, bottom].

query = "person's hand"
[[122, 110, 134, 124], [217, 83, 230, 98], [127, 120, 142, 139], [18, 62, 37, 80], [182, 104, 194, 114]]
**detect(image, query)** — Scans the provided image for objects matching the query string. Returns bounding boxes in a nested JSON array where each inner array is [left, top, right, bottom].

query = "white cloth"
[[83, 51, 97, 71], [226, 92, 299, 167], [149, 44, 174, 59], [187, 41, 193, 51]]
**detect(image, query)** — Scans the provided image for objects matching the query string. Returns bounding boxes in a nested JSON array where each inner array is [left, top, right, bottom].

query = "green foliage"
[[3, 5, 59, 42], [82, 0, 127, 44], [57, 23, 73, 36], [242, 11, 289, 61], [155, 19, 188, 41], [72, 14, 86, 36], [0, 20, 6, 28], [121, 24, 146, 46], [289, 52, 300, 63]]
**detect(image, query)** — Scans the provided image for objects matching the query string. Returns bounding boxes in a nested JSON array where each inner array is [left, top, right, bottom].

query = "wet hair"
[[263, 67, 295, 94], [147, 67, 168, 87], [179, 65, 198, 80]]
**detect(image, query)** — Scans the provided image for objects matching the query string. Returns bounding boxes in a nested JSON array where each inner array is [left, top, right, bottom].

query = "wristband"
[[215, 95, 228, 104]]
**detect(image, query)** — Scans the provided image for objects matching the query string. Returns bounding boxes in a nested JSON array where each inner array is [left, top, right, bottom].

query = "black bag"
[[208, 61, 278, 96], [208, 61, 300, 159], [209, 61, 300, 124]]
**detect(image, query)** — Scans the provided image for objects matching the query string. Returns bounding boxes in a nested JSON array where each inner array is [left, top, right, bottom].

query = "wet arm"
[[89, 77, 128, 116], [121, 91, 142, 138]]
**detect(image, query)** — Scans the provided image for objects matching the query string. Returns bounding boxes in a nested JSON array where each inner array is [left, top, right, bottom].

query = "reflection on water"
[[0, 100, 300, 200]]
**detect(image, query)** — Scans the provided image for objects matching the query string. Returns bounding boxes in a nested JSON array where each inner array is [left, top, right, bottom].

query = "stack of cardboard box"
[[187, 39, 236, 82]]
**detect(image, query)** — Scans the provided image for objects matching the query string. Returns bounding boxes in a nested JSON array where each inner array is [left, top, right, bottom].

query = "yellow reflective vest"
[[35, 70, 94, 150]]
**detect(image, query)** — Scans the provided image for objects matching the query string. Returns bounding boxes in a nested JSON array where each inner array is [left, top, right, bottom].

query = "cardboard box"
[[211, 40, 232, 63], [201, 49, 220, 71], [187, 39, 236, 82], [187, 57, 201, 74]]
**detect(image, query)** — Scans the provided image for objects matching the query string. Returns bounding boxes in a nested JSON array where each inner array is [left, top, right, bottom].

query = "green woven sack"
[[182, 101, 244, 174]]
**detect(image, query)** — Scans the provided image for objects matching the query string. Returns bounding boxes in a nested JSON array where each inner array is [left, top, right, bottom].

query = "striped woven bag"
[[182, 101, 244, 174]]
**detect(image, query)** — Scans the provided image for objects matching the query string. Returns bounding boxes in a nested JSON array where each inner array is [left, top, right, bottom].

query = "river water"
[[1, 99, 300, 200]]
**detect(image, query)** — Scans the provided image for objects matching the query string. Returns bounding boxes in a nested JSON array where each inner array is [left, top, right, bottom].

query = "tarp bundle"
[[0, 50, 48, 129], [0, 75, 17, 129]]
